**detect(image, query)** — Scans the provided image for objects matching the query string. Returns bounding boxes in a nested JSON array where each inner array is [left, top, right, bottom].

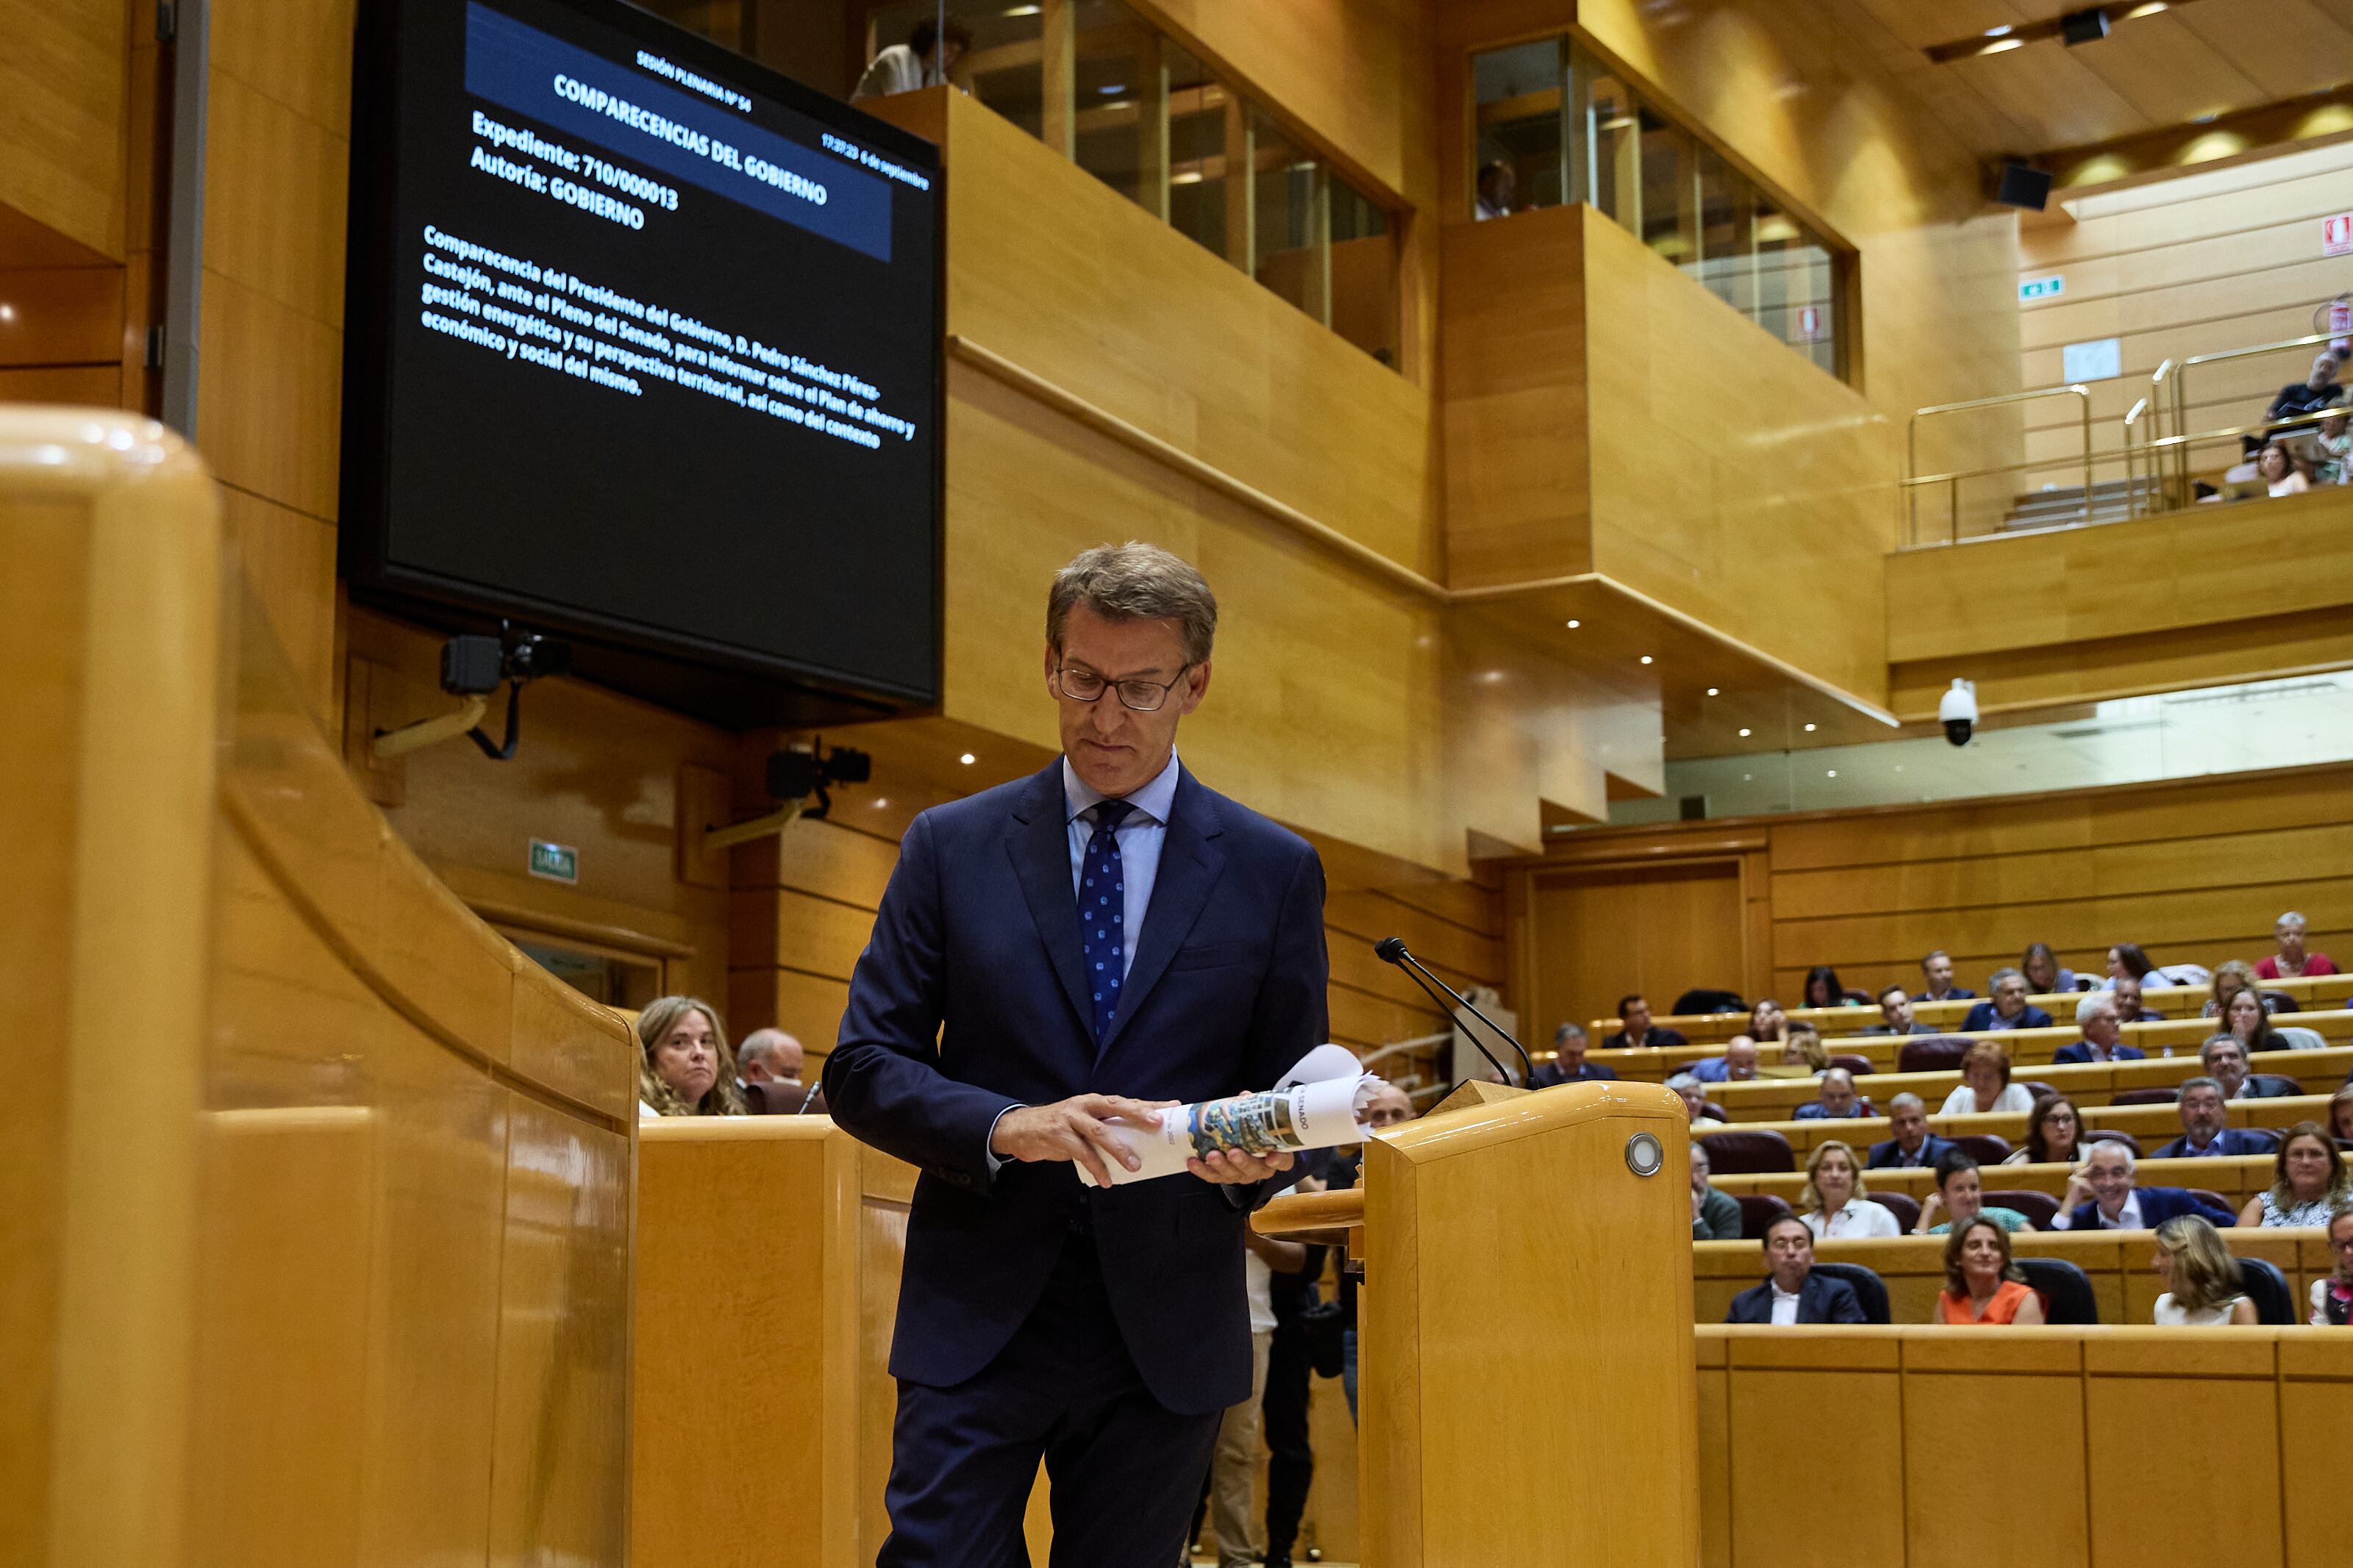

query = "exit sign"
[[2019, 275, 2065, 301], [529, 839, 578, 883]]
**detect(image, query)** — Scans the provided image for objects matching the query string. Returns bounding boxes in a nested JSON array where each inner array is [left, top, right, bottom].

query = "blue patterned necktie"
[[1081, 800, 1135, 1042]]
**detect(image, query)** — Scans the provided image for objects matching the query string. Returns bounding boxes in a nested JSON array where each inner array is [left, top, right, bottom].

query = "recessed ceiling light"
[[959, 752, 976, 765], [1738, 728, 1752, 737], [1705, 687, 1719, 696], [1003, 4, 1040, 12], [1894, 765, 1904, 773], [1565, 619, 1581, 629], [1826, 770, 1838, 778], [0, 304, 15, 323], [1639, 655, 1654, 665], [874, 797, 890, 809], [1803, 723, 1817, 732]]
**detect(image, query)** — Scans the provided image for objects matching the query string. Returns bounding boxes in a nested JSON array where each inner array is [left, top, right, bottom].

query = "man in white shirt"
[[851, 17, 971, 100], [2053, 1140, 2236, 1231]]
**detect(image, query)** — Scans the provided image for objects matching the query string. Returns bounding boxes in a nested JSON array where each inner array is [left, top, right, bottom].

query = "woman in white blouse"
[[1938, 1040, 2039, 1117], [1798, 1139, 1902, 1240]]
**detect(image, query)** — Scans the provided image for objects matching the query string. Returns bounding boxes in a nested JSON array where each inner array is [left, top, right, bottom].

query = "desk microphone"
[[1373, 937, 1535, 1087]]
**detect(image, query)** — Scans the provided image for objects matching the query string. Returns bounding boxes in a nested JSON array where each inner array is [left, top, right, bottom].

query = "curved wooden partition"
[[2, 409, 636, 1567]]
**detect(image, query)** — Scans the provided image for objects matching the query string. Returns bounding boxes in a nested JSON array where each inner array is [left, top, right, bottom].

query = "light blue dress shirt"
[[985, 751, 1182, 1174], [1061, 751, 1179, 985]]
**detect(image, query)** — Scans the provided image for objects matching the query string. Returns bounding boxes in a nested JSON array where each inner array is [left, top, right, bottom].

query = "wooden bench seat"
[[1696, 1090, 2339, 1160], [1692, 1228, 2336, 1326]]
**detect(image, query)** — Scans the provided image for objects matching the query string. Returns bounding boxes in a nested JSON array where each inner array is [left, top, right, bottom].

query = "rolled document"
[[1079, 1043, 1379, 1186]]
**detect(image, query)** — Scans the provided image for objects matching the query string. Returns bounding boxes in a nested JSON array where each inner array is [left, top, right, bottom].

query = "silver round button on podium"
[[1624, 1131, 1665, 1177]]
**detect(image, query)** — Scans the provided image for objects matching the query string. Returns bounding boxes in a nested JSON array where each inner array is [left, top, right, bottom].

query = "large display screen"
[[342, 0, 942, 723]]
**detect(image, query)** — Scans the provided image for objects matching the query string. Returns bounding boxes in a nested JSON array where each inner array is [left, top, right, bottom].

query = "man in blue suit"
[[823, 545, 1327, 1568], [2153, 1077, 2281, 1159], [2052, 994, 2148, 1064], [1529, 1021, 1618, 1086], [1724, 1215, 1867, 1324], [1960, 968, 2054, 1033], [1867, 1094, 1958, 1169], [1792, 1067, 1871, 1120], [2052, 1140, 2237, 1229]]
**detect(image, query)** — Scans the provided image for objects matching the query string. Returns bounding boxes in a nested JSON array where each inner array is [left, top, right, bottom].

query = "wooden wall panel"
[[1514, 760, 2353, 1019], [2015, 140, 2353, 490], [1699, 1328, 2349, 1568], [1524, 857, 1744, 1048], [0, 0, 129, 260]]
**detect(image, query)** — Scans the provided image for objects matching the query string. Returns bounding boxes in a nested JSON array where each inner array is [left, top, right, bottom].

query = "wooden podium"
[[1255, 1080, 1701, 1565]]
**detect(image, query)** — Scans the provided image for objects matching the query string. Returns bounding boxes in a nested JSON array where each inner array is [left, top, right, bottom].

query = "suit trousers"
[[1259, 1311, 1315, 1562], [880, 1231, 1221, 1568], [1206, 1329, 1273, 1567]]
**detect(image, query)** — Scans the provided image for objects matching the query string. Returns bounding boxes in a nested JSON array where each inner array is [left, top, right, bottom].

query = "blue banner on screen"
[[463, 1, 891, 261]]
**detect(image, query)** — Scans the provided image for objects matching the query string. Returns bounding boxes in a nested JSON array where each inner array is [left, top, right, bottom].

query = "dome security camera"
[[1939, 679, 1978, 747]]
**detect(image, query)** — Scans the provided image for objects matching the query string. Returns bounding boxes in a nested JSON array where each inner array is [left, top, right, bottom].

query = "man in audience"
[[1724, 1214, 1867, 1324], [1918, 950, 1975, 1003], [1530, 1022, 1618, 1087], [1861, 984, 1936, 1036], [2203, 1035, 2296, 1099], [1474, 160, 1518, 221], [1668, 1073, 1726, 1132], [1793, 1067, 1868, 1120], [738, 1028, 805, 1086], [2249, 350, 2344, 454], [1691, 1036, 1760, 1084], [2054, 995, 2146, 1064], [2053, 1140, 2237, 1230], [2110, 970, 2160, 1023], [1961, 968, 2054, 1032], [2153, 1076, 2279, 1159], [851, 15, 972, 99], [1868, 1093, 1957, 1169], [1603, 994, 1686, 1050], [1690, 1144, 1742, 1241]]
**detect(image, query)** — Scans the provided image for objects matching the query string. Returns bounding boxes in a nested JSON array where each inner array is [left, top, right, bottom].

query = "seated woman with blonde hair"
[[1935, 1214, 2046, 1324], [636, 995, 748, 1117], [2152, 1214, 2257, 1325], [1798, 1139, 1902, 1240]]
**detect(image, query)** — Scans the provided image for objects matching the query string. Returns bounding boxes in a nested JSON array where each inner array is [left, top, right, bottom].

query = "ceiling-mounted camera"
[[1938, 678, 1978, 748]]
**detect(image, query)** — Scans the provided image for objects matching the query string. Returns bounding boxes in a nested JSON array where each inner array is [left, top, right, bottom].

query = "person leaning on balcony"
[[2257, 443, 2310, 498], [851, 16, 971, 100], [2246, 351, 2343, 455]]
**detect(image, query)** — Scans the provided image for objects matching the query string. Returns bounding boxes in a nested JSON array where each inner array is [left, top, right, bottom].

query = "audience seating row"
[[1709, 1153, 2276, 1212], [1702, 1044, 2349, 1122], [1699, 1090, 2337, 1163], [1693, 1326, 2351, 1568], [1691, 1228, 2336, 1326], [1590, 1009, 2353, 1081], [1590, 972, 2353, 1046]]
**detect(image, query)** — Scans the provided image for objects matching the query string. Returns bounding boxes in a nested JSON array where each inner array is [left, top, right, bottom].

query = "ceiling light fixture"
[[1565, 618, 1581, 629], [1924, 0, 2193, 63], [1639, 655, 1654, 665], [1826, 770, 1838, 778], [959, 752, 976, 765], [1738, 728, 1752, 737], [1706, 687, 1719, 696], [1803, 723, 1816, 731]]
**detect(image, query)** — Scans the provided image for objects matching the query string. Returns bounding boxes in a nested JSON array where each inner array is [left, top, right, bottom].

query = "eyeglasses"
[[1051, 662, 1191, 712]]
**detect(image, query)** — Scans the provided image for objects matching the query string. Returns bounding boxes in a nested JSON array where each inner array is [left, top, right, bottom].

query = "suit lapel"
[[1096, 772, 1224, 1059], [1005, 763, 1094, 1039]]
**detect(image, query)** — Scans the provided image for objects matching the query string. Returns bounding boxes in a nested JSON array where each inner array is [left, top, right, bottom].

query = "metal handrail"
[[2168, 329, 2341, 498], [1904, 383, 2093, 546], [2122, 396, 2149, 518]]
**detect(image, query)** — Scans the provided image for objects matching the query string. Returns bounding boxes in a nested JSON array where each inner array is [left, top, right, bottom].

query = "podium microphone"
[[1374, 937, 1535, 1087]]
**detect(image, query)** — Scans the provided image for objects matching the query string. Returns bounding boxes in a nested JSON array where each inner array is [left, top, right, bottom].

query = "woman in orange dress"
[[1935, 1214, 2046, 1325]]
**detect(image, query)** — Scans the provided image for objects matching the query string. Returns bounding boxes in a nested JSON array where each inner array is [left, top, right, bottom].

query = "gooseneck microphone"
[[1374, 937, 1535, 1087]]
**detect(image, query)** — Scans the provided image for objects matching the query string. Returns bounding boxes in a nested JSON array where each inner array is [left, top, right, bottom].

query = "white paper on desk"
[[1077, 1044, 1377, 1187]]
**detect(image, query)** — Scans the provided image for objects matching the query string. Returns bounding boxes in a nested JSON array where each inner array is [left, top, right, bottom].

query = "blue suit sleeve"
[[2193, 1192, 2238, 1228], [821, 812, 1022, 1191], [1223, 842, 1330, 1211], [1826, 1280, 1867, 1325]]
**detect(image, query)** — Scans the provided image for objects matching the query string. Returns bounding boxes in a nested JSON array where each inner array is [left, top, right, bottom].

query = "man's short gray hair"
[[2076, 992, 2117, 1026], [1666, 1073, 1702, 1093], [2081, 1138, 2136, 1175], [1988, 966, 2022, 988], [2179, 1075, 2224, 1101], [1888, 1092, 1924, 1114], [2278, 910, 2309, 932], [1554, 1021, 1587, 1045], [1047, 542, 1218, 666], [2199, 1034, 2243, 1068], [739, 1028, 801, 1073]]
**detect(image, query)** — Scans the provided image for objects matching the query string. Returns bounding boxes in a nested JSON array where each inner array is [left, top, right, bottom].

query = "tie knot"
[[1091, 799, 1136, 834]]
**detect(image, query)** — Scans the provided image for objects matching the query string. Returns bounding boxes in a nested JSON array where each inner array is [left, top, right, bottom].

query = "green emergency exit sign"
[[529, 840, 578, 883], [2018, 275, 2064, 301]]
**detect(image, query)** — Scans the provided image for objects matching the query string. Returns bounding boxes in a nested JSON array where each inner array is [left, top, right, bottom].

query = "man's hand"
[[2060, 1173, 2093, 1214], [1186, 1148, 1294, 1185], [990, 1095, 1175, 1189]]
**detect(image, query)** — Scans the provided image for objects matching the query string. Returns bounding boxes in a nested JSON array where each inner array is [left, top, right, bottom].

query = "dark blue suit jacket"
[[1529, 1060, 1618, 1088], [1867, 1133, 1958, 1170], [2053, 1040, 2147, 1064], [2152, 1128, 2278, 1160], [2065, 1185, 2237, 1231], [1725, 1272, 1865, 1325], [822, 762, 1328, 1414], [1960, 1001, 2055, 1031]]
